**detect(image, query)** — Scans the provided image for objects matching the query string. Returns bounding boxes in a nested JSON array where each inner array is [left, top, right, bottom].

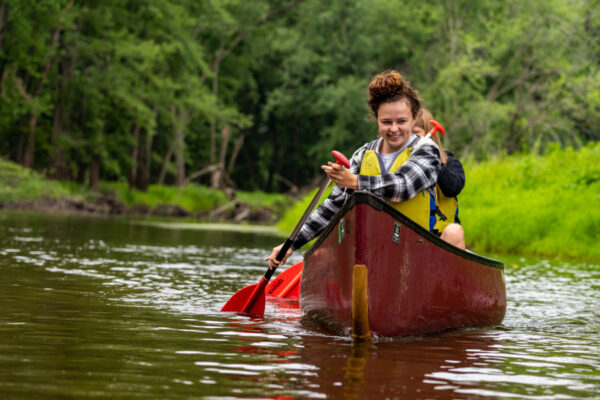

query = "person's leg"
[[441, 223, 465, 250]]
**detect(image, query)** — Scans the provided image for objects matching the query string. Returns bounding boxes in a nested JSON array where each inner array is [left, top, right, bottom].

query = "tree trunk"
[[226, 134, 244, 176], [89, 154, 100, 191], [50, 38, 75, 180], [129, 124, 141, 189], [138, 129, 153, 192], [21, 0, 73, 169], [210, 64, 219, 164], [22, 113, 38, 168], [139, 106, 158, 190], [175, 126, 185, 187], [76, 160, 86, 184], [14, 115, 26, 164], [157, 146, 173, 185], [50, 101, 70, 179], [211, 125, 231, 189], [269, 128, 280, 191], [172, 106, 186, 187], [0, 3, 8, 62]]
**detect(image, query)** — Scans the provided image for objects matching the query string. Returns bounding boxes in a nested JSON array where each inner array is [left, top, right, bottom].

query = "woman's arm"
[[356, 138, 441, 202], [291, 144, 367, 250], [437, 153, 465, 198]]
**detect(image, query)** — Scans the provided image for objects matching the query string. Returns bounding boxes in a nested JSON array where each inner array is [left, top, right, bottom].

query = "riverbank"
[[0, 158, 293, 224], [277, 143, 600, 261], [2, 143, 599, 261]]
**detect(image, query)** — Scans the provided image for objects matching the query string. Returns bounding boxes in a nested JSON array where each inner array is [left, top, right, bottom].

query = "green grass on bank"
[[98, 182, 229, 212], [0, 158, 292, 219], [277, 143, 600, 261], [0, 158, 76, 202], [461, 143, 600, 260]]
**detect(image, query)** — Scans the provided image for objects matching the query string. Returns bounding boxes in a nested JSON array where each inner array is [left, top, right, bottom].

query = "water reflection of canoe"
[[295, 331, 504, 399], [300, 191, 507, 339]]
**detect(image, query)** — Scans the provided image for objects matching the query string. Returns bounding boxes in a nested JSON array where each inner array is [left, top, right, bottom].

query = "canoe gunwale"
[[303, 191, 504, 270]]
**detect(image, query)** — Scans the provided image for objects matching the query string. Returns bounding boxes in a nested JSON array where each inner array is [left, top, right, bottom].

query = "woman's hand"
[[322, 161, 358, 190], [265, 243, 293, 270]]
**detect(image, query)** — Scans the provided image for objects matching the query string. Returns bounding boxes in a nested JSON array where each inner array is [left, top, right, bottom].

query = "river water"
[[0, 211, 598, 399]]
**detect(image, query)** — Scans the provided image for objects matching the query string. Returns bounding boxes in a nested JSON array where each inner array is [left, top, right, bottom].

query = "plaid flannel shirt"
[[291, 135, 441, 250]]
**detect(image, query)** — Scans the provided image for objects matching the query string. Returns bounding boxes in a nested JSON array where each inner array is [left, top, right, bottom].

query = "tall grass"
[[98, 182, 229, 212], [0, 159, 77, 202], [461, 143, 600, 260], [275, 143, 600, 260]]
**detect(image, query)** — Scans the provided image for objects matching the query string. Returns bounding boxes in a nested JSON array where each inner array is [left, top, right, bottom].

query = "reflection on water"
[[0, 211, 598, 399]]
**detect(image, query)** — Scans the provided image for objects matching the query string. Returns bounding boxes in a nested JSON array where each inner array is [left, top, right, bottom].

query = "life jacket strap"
[[433, 207, 447, 221]]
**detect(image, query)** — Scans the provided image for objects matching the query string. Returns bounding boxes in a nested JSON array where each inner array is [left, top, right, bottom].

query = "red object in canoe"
[[300, 191, 507, 338]]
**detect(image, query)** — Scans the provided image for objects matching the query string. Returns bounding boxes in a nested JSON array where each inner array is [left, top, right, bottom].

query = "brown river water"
[[0, 211, 598, 399]]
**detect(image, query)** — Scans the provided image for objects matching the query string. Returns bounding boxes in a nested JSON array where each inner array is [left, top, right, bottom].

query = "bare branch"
[[184, 164, 220, 186]]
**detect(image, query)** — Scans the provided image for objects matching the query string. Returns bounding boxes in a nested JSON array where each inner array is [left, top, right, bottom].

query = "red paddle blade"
[[221, 277, 268, 315], [266, 261, 303, 300]]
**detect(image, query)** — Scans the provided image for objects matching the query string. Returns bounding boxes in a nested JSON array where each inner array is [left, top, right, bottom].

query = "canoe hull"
[[300, 192, 506, 338]]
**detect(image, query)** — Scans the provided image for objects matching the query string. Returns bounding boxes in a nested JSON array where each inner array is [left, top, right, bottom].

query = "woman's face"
[[376, 100, 416, 154]]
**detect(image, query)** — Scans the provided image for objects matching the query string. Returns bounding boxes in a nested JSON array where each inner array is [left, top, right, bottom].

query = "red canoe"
[[300, 191, 507, 339]]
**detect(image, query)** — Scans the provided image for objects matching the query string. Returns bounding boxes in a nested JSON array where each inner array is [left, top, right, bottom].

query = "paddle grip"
[[265, 238, 294, 280], [426, 119, 445, 138], [331, 150, 350, 168]]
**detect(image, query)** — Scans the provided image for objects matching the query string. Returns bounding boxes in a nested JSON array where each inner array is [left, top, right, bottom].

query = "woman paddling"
[[413, 108, 466, 250], [267, 70, 442, 269]]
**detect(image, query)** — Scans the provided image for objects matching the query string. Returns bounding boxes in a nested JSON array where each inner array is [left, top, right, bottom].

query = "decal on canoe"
[[338, 219, 345, 244], [393, 221, 401, 243]]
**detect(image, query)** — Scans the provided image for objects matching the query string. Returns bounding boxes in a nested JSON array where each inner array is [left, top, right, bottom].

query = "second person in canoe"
[[413, 108, 466, 250]]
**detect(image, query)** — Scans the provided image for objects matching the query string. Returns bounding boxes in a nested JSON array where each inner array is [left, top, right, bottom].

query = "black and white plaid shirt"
[[291, 135, 441, 250]]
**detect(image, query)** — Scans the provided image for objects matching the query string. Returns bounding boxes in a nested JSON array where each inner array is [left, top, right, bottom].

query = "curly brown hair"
[[367, 70, 421, 118]]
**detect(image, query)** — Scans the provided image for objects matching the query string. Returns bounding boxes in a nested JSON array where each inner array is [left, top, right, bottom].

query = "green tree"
[[0, 0, 74, 168], [0, 0, 598, 194], [412, 0, 600, 156]]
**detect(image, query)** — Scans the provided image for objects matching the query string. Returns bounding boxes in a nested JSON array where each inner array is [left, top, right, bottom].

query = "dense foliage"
[[277, 143, 600, 260], [0, 0, 598, 193]]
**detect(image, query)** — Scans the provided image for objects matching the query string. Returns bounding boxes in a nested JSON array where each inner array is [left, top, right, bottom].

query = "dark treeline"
[[0, 0, 598, 193]]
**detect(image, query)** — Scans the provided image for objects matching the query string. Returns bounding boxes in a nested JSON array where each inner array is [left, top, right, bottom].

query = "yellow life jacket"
[[433, 186, 459, 235], [359, 140, 437, 231]]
